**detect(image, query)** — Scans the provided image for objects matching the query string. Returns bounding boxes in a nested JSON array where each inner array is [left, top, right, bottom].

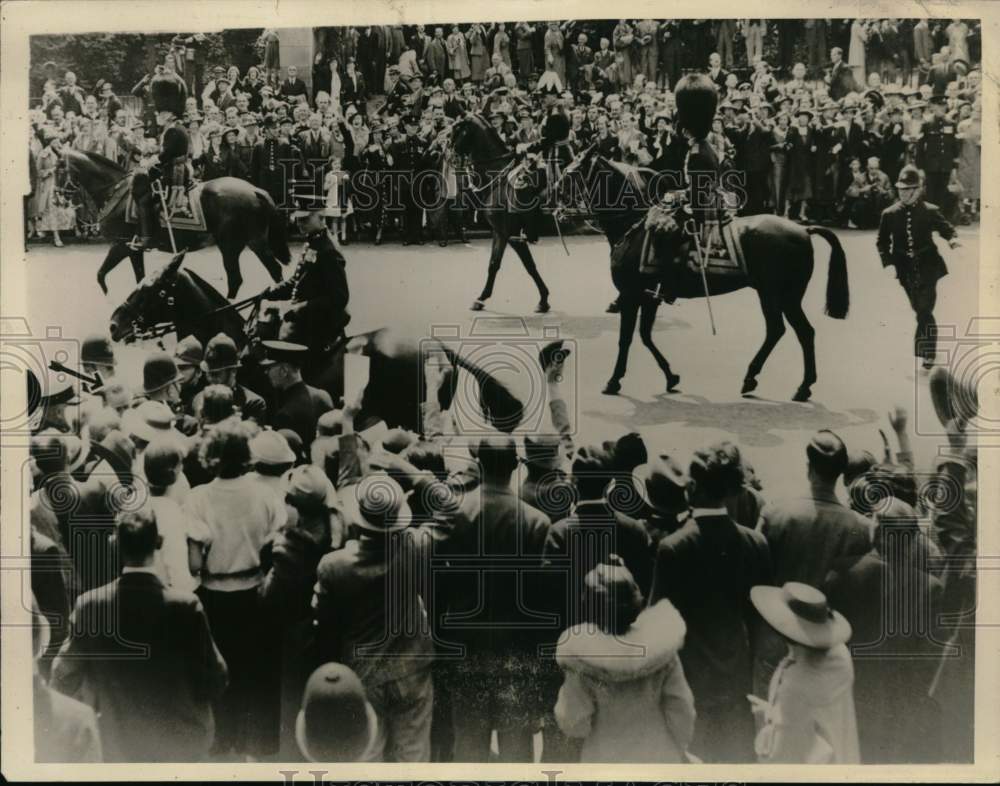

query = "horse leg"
[[741, 294, 786, 396], [473, 232, 507, 309], [604, 297, 640, 395], [248, 239, 283, 284], [638, 298, 681, 392], [128, 249, 146, 285], [220, 244, 245, 300], [508, 236, 551, 313], [96, 242, 131, 295], [782, 298, 817, 402]]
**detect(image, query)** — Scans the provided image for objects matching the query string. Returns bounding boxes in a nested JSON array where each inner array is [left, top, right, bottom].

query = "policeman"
[[877, 164, 961, 369], [194, 332, 268, 423], [258, 340, 334, 451], [264, 207, 351, 371], [915, 94, 960, 216], [390, 113, 429, 245]]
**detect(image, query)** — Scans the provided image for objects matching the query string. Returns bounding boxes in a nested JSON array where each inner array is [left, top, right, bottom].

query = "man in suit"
[[877, 164, 960, 368], [754, 430, 873, 693], [705, 51, 729, 91], [258, 340, 334, 451], [827, 47, 856, 100], [649, 443, 773, 763], [425, 26, 448, 82], [438, 435, 551, 762], [51, 506, 228, 761], [298, 112, 331, 162], [278, 65, 308, 103]]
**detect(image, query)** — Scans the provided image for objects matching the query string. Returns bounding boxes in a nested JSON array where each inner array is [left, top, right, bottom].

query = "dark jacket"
[[649, 512, 772, 762], [278, 77, 308, 102], [916, 115, 960, 173], [270, 380, 334, 451], [250, 138, 303, 204], [877, 199, 956, 286], [314, 531, 434, 688], [50, 571, 228, 761]]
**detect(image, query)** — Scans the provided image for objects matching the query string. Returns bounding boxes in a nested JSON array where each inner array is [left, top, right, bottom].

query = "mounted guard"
[[131, 64, 193, 250]]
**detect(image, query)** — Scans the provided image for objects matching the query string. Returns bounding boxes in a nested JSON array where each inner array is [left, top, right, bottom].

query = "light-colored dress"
[[493, 29, 512, 68], [956, 117, 980, 199], [447, 31, 471, 80], [324, 166, 353, 218], [946, 21, 970, 64], [848, 21, 868, 87], [754, 643, 861, 764], [33, 146, 74, 231], [544, 29, 566, 84]]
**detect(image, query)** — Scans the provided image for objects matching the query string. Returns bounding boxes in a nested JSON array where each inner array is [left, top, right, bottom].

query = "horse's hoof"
[[666, 372, 681, 392], [741, 378, 758, 396], [535, 300, 551, 314], [470, 300, 486, 311], [602, 380, 621, 395], [792, 386, 812, 402], [606, 301, 620, 314]]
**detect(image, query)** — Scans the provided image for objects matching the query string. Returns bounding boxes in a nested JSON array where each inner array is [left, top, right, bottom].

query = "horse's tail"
[[807, 226, 849, 319], [257, 190, 290, 265]]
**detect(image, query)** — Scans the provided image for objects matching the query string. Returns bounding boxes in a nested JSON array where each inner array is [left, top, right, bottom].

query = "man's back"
[[650, 513, 772, 704], [758, 492, 872, 587], [51, 573, 227, 761]]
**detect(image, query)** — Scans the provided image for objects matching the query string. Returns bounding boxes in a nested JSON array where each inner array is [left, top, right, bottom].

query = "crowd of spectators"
[[27, 19, 981, 248], [29, 325, 978, 764]]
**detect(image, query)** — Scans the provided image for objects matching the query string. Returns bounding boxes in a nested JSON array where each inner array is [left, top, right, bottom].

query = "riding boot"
[[138, 199, 156, 250]]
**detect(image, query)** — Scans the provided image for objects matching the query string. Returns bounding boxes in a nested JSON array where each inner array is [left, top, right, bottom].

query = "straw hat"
[[750, 582, 851, 649]]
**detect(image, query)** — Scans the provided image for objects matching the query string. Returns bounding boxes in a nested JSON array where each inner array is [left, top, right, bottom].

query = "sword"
[[685, 218, 717, 336], [151, 178, 178, 254]]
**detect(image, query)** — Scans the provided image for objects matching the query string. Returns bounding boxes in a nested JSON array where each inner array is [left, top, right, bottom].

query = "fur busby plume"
[[541, 112, 571, 146], [674, 73, 718, 140], [150, 70, 188, 117]]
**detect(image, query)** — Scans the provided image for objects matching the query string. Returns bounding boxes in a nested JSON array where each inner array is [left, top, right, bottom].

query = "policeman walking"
[[877, 164, 961, 369]]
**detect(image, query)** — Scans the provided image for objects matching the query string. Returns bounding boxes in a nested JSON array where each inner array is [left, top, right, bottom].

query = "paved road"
[[23, 225, 980, 501]]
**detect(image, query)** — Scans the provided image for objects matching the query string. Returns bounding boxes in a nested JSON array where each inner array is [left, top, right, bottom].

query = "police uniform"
[[259, 341, 334, 451], [915, 104, 960, 213], [877, 168, 957, 365], [266, 222, 350, 354], [250, 116, 304, 214], [390, 120, 428, 244]]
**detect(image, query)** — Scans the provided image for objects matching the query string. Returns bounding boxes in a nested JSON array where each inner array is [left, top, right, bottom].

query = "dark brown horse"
[[447, 114, 553, 313], [557, 145, 850, 402], [63, 149, 290, 299], [110, 253, 527, 433]]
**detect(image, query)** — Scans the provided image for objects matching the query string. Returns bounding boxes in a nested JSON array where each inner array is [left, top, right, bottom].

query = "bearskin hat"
[[540, 112, 571, 145], [674, 73, 719, 140], [150, 70, 188, 117], [160, 125, 190, 160]]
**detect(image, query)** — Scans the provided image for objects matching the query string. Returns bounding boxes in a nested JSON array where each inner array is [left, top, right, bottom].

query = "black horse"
[[62, 149, 290, 299], [110, 253, 526, 433], [557, 145, 850, 402], [447, 114, 554, 313]]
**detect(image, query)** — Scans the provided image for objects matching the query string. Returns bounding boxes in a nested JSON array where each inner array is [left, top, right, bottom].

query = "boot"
[[138, 201, 156, 250]]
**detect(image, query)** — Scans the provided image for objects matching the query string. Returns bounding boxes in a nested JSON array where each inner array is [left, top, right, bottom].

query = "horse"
[[62, 149, 290, 300], [556, 145, 850, 402], [110, 252, 527, 433], [447, 113, 554, 313]]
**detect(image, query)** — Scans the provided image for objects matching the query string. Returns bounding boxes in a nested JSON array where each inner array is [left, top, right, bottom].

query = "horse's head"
[[447, 113, 478, 158], [449, 112, 507, 163], [62, 148, 124, 201], [109, 250, 187, 343]]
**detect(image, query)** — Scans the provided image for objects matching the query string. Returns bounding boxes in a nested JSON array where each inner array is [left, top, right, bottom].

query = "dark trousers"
[[924, 170, 951, 213], [902, 274, 938, 361], [198, 586, 280, 756], [401, 177, 423, 242], [433, 197, 466, 242], [744, 169, 770, 215]]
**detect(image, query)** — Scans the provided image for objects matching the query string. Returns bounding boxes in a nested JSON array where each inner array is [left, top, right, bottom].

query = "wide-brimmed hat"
[[122, 400, 174, 444], [354, 472, 412, 533], [249, 428, 296, 466], [142, 352, 183, 395], [632, 452, 688, 514], [750, 582, 852, 649]]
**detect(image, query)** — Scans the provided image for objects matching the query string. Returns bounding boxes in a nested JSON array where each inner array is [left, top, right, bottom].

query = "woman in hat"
[[955, 100, 980, 223], [768, 111, 792, 218], [749, 582, 860, 763], [446, 24, 471, 83], [32, 127, 70, 247], [554, 557, 695, 762]]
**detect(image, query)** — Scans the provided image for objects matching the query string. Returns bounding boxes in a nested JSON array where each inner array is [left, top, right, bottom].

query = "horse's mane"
[[182, 268, 230, 307], [461, 113, 511, 154], [67, 148, 126, 176]]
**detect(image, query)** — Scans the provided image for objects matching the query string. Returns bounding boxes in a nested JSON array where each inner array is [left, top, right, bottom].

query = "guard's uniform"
[[877, 198, 956, 364], [267, 227, 350, 355], [915, 114, 959, 213], [390, 128, 428, 244], [684, 137, 722, 224]]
